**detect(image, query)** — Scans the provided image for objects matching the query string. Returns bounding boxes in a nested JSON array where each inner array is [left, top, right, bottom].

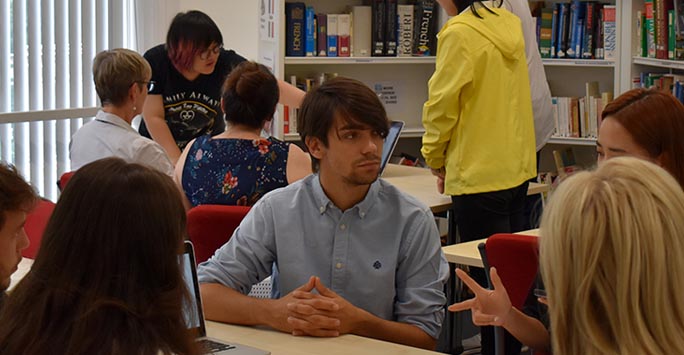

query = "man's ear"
[[305, 136, 324, 160]]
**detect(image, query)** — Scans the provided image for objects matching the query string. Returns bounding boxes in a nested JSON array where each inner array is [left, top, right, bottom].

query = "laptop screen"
[[180, 241, 207, 337], [380, 120, 404, 175]]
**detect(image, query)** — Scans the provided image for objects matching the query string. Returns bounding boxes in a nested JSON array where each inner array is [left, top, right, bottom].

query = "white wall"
[[177, 0, 260, 59]]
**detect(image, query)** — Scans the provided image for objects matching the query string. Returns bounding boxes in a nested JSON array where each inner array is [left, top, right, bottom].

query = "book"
[[539, 8, 553, 58], [285, 2, 305, 57], [603, 5, 617, 60], [567, 0, 583, 59], [675, 0, 684, 59], [338, 14, 351, 57], [637, 10, 645, 57], [413, 0, 438, 56], [670, 9, 676, 59], [655, 0, 673, 59], [397, 5, 414, 57], [646, 0, 656, 57], [352, 6, 372, 57], [550, 4, 559, 58], [305, 6, 316, 57], [371, 0, 386, 56], [327, 14, 339, 57], [557, 3, 570, 58], [385, 0, 398, 56], [316, 13, 327, 57], [582, 2, 598, 59]]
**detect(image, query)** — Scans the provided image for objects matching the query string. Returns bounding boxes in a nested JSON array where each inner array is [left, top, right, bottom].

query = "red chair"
[[186, 205, 251, 264], [58, 171, 75, 191], [23, 198, 56, 258], [478, 233, 544, 355]]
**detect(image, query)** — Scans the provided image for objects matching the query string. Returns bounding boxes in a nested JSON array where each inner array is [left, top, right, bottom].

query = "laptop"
[[180, 241, 270, 355], [380, 120, 404, 176]]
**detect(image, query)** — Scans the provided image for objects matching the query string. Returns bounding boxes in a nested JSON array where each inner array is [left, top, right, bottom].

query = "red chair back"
[[23, 199, 56, 258], [58, 171, 75, 191], [186, 205, 251, 264], [484, 233, 539, 309]]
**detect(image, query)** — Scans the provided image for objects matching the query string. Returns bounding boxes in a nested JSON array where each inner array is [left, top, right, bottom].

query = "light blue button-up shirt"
[[198, 174, 450, 339]]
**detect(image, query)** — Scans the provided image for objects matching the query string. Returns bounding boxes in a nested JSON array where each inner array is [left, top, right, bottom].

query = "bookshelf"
[[258, 0, 442, 144]]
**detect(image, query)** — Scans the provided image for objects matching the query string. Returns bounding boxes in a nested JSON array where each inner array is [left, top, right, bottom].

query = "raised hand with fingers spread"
[[449, 268, 512, 326]]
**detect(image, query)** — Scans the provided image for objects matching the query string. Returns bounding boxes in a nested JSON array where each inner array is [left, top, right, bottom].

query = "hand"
[[287, 277, 365, 337], [430, 167, 446, 179], [436, 176, 445, 194], [448, 268, 513, 327], [267, 276, 321, 333]]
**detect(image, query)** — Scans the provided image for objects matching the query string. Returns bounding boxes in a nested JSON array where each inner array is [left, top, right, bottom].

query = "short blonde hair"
[[540, 157, 684, 355], [92, 48, 151, 106]]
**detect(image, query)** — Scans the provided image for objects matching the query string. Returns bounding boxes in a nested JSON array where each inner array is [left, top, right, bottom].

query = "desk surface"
[[441, 229, 540, 267], [10, 258, 440, 354], [382, 164, 549, 214], [206, 321, 442, 355]]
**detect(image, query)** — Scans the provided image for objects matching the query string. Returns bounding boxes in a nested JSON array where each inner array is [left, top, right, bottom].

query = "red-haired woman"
[[598, 88, 684, 187], [140, 10, 304, 164]]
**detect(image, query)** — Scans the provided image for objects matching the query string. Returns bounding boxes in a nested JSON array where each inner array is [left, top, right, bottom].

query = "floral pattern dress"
[[182, 135, 290, 207]]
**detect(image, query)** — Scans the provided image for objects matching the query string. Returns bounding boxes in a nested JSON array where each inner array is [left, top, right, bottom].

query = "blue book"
[[573, 19, 584, 59], [567, 0, 584, 59], [557, 3, 570, 58], [551, 4, 559, 58], [285, 2, 305, 57], [305, 6, 316, 56]]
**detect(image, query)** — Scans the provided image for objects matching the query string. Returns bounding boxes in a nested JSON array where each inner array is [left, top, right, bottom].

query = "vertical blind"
[[0, 0, 137, 201]]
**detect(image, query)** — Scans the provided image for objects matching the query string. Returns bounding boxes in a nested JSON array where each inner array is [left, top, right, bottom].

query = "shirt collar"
[[95, 110, 136, 133], [312, 174, 380, 219]]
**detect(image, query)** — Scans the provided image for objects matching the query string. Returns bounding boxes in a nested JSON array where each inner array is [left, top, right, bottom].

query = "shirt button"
[[360, 212, 365, 218], [336, 263, 343, 269], [319, 206, 325, 213], [339, 224, 346, 230]]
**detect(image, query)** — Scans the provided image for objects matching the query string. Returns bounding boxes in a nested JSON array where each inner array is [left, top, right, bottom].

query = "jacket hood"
[[449, 3, 525, 60]]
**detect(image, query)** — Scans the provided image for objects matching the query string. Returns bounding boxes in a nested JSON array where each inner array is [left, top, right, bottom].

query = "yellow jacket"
[[421, 5, 536, 196]]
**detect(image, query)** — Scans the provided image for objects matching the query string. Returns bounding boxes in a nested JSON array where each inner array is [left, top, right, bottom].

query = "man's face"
[[311, 115, 385, 187], [0, 210, 30, 291]]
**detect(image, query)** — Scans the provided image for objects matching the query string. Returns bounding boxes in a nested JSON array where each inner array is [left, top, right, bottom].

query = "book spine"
[[557, 3, 570, 58], [676, 0, 684, 59], [413, 0, 437, 56], [285, 2, 305, 57], [551, 4, 559, 58], [646, 0, 657, 57], [327, 14, 339, 57], [655, 0, 669, 59], [371, 0, 386, 56], [637, 10, 644, 57], [582, 3, 596, 59], [352, 6, 372, 57], [670, 9, 677, 59], [385, 0, 398, 56], [338, 14, 351, 57], [540, 8, 553, 58], [317, 14, 327, 57], [397, 5, 414, 57], [567, 0, 581, 59], [603, 5, 617, 60], [305, 6, 316, 57]]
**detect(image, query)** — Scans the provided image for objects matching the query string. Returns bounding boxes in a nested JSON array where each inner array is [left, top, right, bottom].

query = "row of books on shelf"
[[551, 82, 613, 139], [633, 72, 684, 102], [282, 73, 338, 134], [285, 0, 439, 58], [635, 0, 684, 60], [531, 1, 616, 60]]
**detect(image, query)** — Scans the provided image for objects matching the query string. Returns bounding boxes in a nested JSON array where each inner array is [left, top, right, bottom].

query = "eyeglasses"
[[135, 80, 156, 93], [199, 44, 223, 60]]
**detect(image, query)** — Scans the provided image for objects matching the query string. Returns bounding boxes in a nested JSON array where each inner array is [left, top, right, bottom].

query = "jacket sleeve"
[[421, 26, 473, 169]]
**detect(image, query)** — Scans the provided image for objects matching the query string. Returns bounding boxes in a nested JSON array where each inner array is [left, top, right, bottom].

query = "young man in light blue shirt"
[[198, 77, 449, 350]]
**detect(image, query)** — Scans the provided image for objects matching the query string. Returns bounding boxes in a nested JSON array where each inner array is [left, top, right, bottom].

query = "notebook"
[[380, 120, 404, 176], [181, 241, 270, 355]]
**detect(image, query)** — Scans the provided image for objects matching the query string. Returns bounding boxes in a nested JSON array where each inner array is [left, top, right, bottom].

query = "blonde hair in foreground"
[[539, 156, 684, 355]]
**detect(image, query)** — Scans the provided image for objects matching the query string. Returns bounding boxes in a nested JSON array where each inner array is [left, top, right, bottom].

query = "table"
[[382, 164, 549, 214], [441, 228, 540, 267], [206, 321, 443, 355]]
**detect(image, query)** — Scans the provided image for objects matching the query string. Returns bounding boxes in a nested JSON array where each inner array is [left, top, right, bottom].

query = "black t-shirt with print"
[[139, 44, 246, 149]]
